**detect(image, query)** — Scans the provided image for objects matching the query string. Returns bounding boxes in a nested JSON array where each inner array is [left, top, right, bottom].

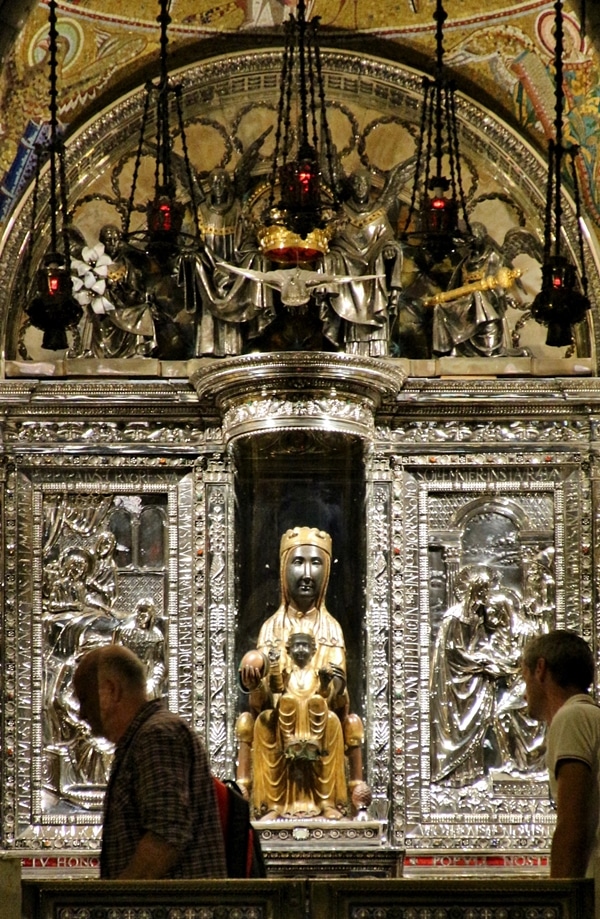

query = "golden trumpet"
[[423, 266, 522, 307]]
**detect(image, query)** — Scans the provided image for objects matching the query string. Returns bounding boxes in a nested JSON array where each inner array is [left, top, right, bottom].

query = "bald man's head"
[[73, 645, 148, 743]]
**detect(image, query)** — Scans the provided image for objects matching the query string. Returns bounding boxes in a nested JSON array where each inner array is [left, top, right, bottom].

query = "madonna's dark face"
[[285, 544, 326, 612]]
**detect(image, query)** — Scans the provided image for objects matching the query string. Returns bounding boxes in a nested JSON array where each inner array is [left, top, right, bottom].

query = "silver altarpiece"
[[0, 37, 599, 879]]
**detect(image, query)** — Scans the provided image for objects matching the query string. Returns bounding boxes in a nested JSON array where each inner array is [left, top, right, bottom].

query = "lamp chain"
[[125, 85, 153, 237], [552, 0, 565, 259], [268, 36, 291, 213], [569, 146, 589, 297], [447, 90, 471, 237], [48, 0, 60, 254]]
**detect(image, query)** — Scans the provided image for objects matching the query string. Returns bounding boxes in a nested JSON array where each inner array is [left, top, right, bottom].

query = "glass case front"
[[233, 430, 366, 723]]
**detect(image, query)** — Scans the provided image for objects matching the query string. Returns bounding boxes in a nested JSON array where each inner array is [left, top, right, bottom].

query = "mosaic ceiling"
[[0, 2, 598, 229]]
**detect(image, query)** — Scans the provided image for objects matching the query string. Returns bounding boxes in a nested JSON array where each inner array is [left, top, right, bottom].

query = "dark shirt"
[[100, 700, 227, 879]]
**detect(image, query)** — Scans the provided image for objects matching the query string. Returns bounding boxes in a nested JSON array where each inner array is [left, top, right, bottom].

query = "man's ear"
[[100, 673, 122, 703], [534, 656, 547, 681]]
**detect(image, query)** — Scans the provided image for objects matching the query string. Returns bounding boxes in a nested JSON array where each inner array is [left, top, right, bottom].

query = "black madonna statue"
[[236, 526, 370, 820]]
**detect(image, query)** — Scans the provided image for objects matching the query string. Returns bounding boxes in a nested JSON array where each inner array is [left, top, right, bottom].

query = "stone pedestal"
[[258, 819, 403, 877]]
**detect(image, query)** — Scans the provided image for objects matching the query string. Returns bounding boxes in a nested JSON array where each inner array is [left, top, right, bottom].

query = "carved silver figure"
[[43, 531, 122, 798], [430, 566, 508, 786], [195, 165, 275, 357], [114, 598, 167, 700], [78, 225, 157, 359], [430, 539, 555, 786], [431, 224, 530, 357], [322, 168, 404, 357]]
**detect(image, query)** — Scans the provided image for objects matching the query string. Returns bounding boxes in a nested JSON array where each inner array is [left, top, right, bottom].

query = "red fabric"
[[213, 776, 230, 833], [212, 776, 251, 877]]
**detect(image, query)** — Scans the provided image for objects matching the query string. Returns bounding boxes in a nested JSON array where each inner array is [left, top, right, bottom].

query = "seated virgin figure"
[[236, 526, 369, 820]]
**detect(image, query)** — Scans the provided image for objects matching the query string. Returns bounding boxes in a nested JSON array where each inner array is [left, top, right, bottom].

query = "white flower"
[[71, 243, 116, 315]]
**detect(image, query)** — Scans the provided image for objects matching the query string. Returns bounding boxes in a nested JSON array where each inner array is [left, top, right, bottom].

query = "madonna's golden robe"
[[250, 619, 348, 817]]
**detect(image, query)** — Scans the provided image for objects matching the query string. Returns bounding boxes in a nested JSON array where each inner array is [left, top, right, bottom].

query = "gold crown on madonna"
[[280, 526, 332, 557]]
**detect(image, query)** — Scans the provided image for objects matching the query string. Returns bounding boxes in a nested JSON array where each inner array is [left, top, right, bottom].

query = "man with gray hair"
[[522, 629, 600, 895], [73, 645, 226, 879]]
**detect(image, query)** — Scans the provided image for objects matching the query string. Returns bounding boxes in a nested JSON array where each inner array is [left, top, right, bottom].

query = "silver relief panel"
[[383, 426, 589, 854], [1, 442, 234, 851]]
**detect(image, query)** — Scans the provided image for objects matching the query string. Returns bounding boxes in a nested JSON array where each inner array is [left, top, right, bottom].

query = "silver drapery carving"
[[429, 562, 550, 787]]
